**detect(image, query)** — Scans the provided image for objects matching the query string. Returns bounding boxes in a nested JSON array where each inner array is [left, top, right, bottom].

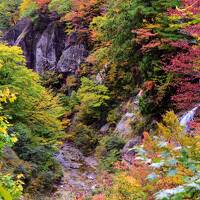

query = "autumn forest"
[[0, 0, 199, 199]]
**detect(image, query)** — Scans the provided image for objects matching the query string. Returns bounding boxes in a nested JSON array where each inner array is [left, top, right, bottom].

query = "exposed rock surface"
[[3, 15, 88, 74], [115, 112, 136, 137], [115, 93, 143, 138], [99, 123, 110, 135], [57, 44, 88, 73], [121, 136, 142, 164], [52, 142, 99, 199], [35, 22, 58, 73], [3, 18, 34, 68], [114, 93, 144, 163]]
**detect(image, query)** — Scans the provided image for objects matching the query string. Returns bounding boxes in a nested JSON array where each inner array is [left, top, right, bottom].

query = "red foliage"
[[165, 42, 200, 110], [168, 0, 200, 16], [164, 0, 200, 110], [129, 160, 151, 186], [143, 81, 155, 91]]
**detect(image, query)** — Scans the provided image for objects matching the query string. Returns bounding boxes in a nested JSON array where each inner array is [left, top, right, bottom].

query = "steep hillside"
[[0, 0, 199, 200]]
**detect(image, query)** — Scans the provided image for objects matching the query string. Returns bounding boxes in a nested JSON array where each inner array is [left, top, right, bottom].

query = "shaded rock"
[[3, 18, 32, 45], [35, 22, 57, 73], [35, 22, 66, 73], [84, 156, 98, 169], [55, 142, 84, 170], [99, 123, 110, 135], [122, 136, 142, 164], [115, 112, 135, 137], [3, 16, 87, 75], [57, 44, 88, 73], [3, 15, 66, 72], [3, 18, 34, 68], [96, 64, 108, 84], [114, 94, 144, 138]]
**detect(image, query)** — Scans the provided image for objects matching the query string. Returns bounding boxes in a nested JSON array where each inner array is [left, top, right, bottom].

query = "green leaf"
[[0, 185, 12, 200]]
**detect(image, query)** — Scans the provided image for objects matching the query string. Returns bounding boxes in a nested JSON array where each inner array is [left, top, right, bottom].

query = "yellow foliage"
[[156, 175, 185, 190], [107, 172, 146, 200], [20, 0, 34, 15]]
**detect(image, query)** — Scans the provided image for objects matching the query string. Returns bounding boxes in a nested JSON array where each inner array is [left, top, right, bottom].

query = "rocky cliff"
[[3, 13, 88, 75]]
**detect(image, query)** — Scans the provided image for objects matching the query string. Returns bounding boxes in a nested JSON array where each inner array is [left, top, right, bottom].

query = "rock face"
[[35, 22, 59, 73], [57, 44, 88, 73], [115, 112, 135, 137], [3, 18, 34, 68], [115, 94, 143, 138], [3, 15, 88, 74], [121, 136, 141, 164]]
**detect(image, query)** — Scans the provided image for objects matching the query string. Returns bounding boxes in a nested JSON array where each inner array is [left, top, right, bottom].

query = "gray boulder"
[[99, 123, 110, 135], [57, 44, 88, 73], [122, 136, 141, 164]]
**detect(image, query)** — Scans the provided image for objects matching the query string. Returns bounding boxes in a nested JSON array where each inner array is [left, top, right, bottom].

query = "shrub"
[[96, 136, 125, 171], [0, 44, 64, 194], [77, 77, 110, 124], [0, 0, 20, 31], [106, 172, 146, 200], [0, 44, 64, 145], [0, 174, 23, 200], [19, 0, 38, 19], [73, 123, 98, 155], [48, 0, 71, 15], [106, 108, 122, 126], [0, 88, 23, 200]]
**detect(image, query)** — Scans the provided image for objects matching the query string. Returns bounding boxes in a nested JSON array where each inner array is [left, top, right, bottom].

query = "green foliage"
[[0, 0, 21, 31], [0, 44, 64, 193], [19, 0, 38, 20], [96, 135, 125, 171], [72, 123, 98, 155], [0, 89, 17, 154], [106, 108, 122, 126], [0, 185, 12, 200], [0, 174, 23, 200], [134, 111, 200, 199], [0, 44, 64, 143], [139, 80, 173, 117], [0, 88, 23, 200], [77, 77, 110, 124], [48, 0, 71, 15], [90, 0, 180, 106]]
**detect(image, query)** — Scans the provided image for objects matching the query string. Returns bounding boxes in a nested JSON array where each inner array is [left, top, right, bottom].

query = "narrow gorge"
[[0, 0, 199, 200]]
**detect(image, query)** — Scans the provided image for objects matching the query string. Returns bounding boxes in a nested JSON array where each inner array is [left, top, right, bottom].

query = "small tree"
[[77, 77, 110, 124]]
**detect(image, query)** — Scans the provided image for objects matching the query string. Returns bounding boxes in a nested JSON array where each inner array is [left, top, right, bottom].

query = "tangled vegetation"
[[0, 0, 199, 199]]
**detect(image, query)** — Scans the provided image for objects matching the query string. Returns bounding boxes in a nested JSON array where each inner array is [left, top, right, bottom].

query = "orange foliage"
[[63, 0, 104, 43], [143, 81, 155, 91], [113, 161, 129, 170], [35, 0, 50, 6], [143, 131, 156, 151], [92, 194, 106, 200], [129, 161, 151, 186], [64, 0, 101, 22], [155, 175, 185, 190]]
